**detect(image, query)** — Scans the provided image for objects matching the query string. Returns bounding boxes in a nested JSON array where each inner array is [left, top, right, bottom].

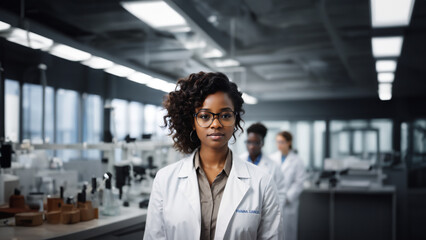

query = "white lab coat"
[[144, 150, 283, 240], [239, 152, 286, 207], [269, 151, 306, 240]]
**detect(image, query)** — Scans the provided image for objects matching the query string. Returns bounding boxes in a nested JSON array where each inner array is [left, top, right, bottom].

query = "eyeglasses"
[[194, 110, 236, 128], [245, 140, 262, 146]]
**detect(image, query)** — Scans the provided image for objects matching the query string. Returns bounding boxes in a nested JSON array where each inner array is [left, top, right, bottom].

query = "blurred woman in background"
[[270, 131, 306, 240]]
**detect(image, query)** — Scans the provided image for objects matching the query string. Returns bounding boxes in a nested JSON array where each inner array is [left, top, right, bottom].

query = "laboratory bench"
[[298, 184, 396, 240], [1, 206, 147, 240]]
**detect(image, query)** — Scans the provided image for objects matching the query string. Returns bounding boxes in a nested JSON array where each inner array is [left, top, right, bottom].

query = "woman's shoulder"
[[155, 155, 192, 178]]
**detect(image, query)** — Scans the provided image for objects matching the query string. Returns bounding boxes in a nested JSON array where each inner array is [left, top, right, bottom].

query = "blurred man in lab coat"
[[240, 123, 286, 207], [269, 131, 306, 240]]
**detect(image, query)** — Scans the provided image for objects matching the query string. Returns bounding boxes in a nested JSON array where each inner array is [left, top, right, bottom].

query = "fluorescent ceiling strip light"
[[242, 93, 258, 105], [183, 40, 207, 50], [168, 26, 191, 33], [202, 48, 224, 58], [371, 0, 415, 27], [213, 59, 240, 68], [7, 28, 53, 50], [127, 72, 153, 84], [147, 78, 176, 93], [49, 44, 91, 61], [376, 60, 397, 72], [378, 72, 395, 83], [82, 56, 113, 69], [372, 36, 403, 57], [378, 83, 392, 101], [0, 21, 11, 31], [121, 1, 188, 30], [105, 64, 135, 77]]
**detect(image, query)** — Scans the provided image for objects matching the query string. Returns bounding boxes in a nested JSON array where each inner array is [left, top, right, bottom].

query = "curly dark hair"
[[247, 122, 267, 140], [163, 72, 245, 154]]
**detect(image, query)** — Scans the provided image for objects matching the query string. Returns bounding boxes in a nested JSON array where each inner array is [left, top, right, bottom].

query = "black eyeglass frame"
[[193, 110, 237, 128]]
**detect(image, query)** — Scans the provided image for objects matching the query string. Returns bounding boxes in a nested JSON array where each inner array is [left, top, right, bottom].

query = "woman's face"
[[276, 135, 290, 154], [194, 91, 235, 151]]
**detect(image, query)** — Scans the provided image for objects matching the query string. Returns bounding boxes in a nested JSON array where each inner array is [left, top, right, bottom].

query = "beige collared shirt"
[[194, 149, 232, 240]]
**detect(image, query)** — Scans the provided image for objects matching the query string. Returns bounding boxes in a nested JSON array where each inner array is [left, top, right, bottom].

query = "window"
[[56, 89, 80, 161], [82, 94, 102, 159], [129, 101, 144, 139], [401, 122, 408, 162], [83, 94, 102, 143], [296, 121, 311, 168], [371, 119, 393, 152], [44, 87, 54, 143], [143, 104, 157, 135], [313, 121, 326, 169], [330, 119, 393, 164], [5, 80, 20, 142], [22, 83, 54, 143], [111, 99, 129, 141], [413, 119, 426, 165]]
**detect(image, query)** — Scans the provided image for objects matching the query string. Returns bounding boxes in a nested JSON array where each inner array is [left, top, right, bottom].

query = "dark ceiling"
[[0, 0, 425, 102]]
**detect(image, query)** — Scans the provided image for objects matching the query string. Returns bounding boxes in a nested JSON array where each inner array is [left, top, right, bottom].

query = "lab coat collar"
[[177, 151, 196, 178], [177, 148, 250, 179]]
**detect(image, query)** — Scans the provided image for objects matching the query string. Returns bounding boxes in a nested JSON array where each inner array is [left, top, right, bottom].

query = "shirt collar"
[[247, 153, 262, 166]]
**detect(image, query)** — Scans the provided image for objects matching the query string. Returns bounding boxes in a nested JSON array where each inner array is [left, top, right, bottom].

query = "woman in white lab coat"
[[144, 72, 282, 240], [269, 131, 306, 240]]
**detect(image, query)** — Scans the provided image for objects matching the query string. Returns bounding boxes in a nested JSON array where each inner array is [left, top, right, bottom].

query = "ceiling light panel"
[[147, 78, 175, 92], [378, 83, 392, 101], [7, 28, 53, 50], [376, 60, 397, 72], [49, 44, 91, 61], [202, 48, 224, 58], [0, 21, 11, 31], [378, 72, 395, 83], [105, 64, 135, 77], [213, 59, 240, 68], [372, 36, 404, 57], [82, 56, 114, 69], [127, 72, 153, 84], [371, 0, 415, 27], [242, 93, 258, 105], [121, 1, 188, 30]]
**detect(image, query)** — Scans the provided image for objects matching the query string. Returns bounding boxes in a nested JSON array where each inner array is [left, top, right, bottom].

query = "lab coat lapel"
[[177, 152, 201, 227], [258, 154, 268, 168], [282, 151, 294, 172], [215, 158, 250, 240]]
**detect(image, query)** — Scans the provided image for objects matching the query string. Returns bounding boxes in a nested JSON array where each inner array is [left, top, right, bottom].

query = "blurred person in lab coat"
[[239, 123, 286, 207], [144, 72, 282, 240], [269, 131, 306, 240]]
